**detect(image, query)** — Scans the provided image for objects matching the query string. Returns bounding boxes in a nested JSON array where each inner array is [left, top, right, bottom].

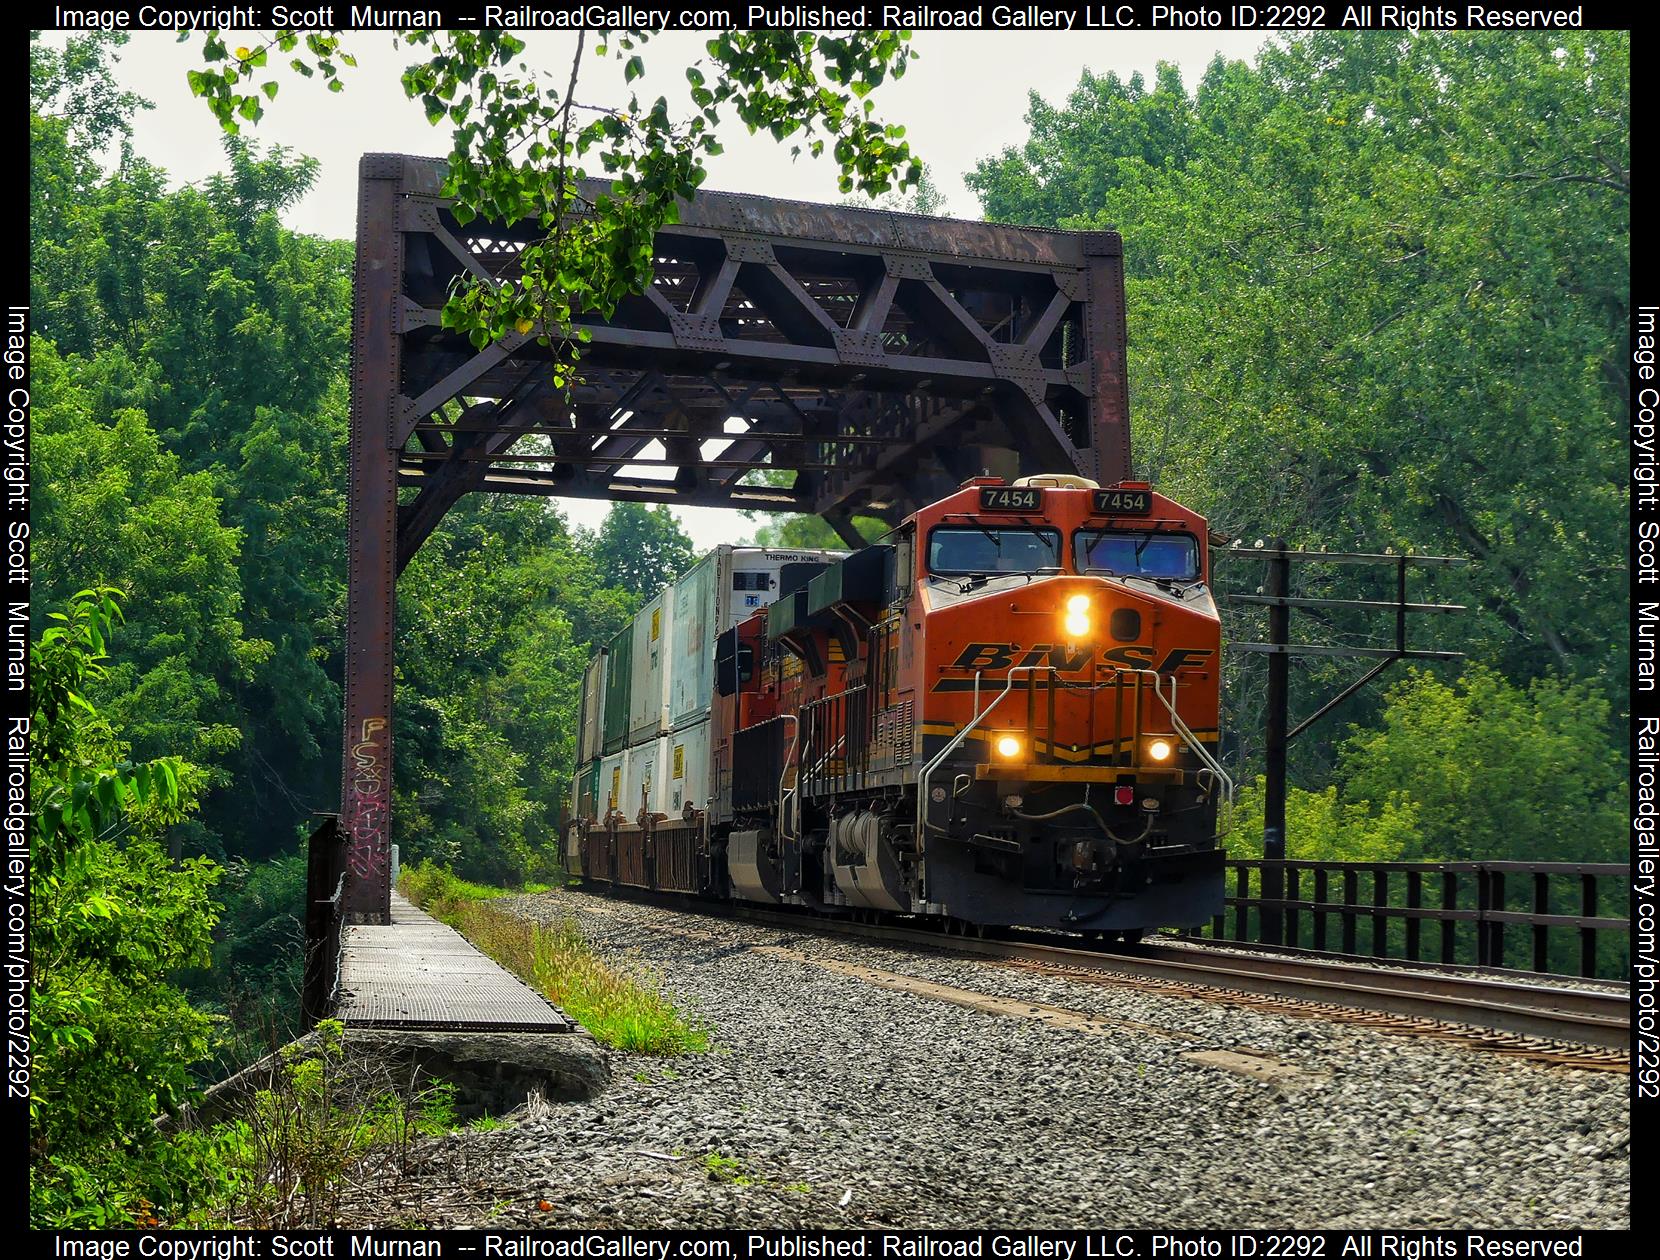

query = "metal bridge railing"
[[1195, 858, 1630, 980], [301, 813, 347, 1029]]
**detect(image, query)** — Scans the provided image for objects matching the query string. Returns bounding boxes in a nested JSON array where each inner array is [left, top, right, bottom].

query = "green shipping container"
[[577, 761, 602, 820], [602, 625, 632, 754]]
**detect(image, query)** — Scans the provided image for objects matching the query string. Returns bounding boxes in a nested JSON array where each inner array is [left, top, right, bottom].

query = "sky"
[[69, 28, 1269, 551]]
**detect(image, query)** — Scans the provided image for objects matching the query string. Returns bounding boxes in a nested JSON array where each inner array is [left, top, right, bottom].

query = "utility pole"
[[1261, 541, 1290, 945], [1225, 546, 1470, 950]]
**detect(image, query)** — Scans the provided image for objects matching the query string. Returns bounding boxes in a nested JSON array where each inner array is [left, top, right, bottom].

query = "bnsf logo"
[[947, 642, 1214, 674]]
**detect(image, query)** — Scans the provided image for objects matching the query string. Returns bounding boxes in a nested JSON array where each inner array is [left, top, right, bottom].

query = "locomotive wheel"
[[1117, 928, 1146, 945]]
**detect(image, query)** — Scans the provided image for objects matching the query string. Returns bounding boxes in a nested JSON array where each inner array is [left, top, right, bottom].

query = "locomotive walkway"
[[334, 892, 574, 1033]]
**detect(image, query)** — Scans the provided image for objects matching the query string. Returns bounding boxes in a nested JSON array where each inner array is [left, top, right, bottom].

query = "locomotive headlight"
[[1064, 593, 1092, 638], [1147, 738, 1175, 762], [995, 734, 1022, 760]]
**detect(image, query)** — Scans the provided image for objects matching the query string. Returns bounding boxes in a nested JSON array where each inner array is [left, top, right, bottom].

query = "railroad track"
[[627, 894, 1630, 1071]]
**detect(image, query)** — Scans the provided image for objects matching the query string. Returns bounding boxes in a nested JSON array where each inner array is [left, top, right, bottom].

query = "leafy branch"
[[185, 28, 920, 374]]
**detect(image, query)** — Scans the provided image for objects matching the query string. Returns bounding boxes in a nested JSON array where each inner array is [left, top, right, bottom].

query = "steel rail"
[[699, 902, 1631, 1052]]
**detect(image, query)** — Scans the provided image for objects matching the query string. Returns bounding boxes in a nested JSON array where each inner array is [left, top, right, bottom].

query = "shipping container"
[[572, 760, 601, 823], [667, 719, 712, 816], [668, 553, 717, 730], [598, 748, 630, 817], [622, 734, 671, 819], [628, 591, 674, 746], [671, 547, 847, 730], [590, 547, 843, 758], [602, 624, 632, 754], [577, 651, 607, 764]]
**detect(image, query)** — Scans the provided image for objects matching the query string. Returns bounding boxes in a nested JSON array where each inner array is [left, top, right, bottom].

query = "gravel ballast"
[[354, 886, 1629, 1230]]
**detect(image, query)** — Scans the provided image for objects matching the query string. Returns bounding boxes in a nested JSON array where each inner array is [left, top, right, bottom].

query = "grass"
[[399, 861, 711, 1056], [702, 1152, 753, 1185], [399, 861, 519, 909], [701, 1152, 810, 1193]]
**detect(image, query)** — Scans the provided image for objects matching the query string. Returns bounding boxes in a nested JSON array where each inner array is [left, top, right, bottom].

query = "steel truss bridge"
[[341, 153, 1132, 921]]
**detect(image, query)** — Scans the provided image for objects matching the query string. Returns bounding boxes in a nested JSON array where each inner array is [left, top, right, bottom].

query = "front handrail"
[[1120, 667, 1235, 805], [917, 664, 1058, 837]]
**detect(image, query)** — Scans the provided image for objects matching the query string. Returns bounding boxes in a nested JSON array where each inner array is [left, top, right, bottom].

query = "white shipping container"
[[670, 547, 850, 731], [598, 749, 630, 818], [577, 651, 607, 764], [667, 720, 713, 816], [668, 553, 717, 730], [628, 591, 674, 745], [622, 735, 672, 819]]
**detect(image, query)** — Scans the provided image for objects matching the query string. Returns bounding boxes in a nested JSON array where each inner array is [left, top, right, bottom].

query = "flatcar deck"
[[334, 893, 574, 1033]]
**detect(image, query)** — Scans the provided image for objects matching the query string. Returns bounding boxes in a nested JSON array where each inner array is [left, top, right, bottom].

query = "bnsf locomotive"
[[566, 473, 1230, 937]]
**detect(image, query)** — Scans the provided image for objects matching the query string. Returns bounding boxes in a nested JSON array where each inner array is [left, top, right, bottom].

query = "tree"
[[747, 512, 887, 551], [968, 34, 1630, 773], [29, 590, 229, 1227], [1337, 666, 1626, 865], [1227, 780, 1423, 865], [1225, 664, 1625, 869], [394, 496, 636, 884], [30, 338, 263, 788], [29, 31, 151, 316], [187, 29, 921, 371], [844, 160, 950, 216], [590, 502, 698, 599], [738, 467, 888, 549], [30, 41, 354, 859]]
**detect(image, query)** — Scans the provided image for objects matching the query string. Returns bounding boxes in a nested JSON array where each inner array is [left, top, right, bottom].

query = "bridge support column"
[[341, 155, 405, 924], [1083, 232, 1131, 483]]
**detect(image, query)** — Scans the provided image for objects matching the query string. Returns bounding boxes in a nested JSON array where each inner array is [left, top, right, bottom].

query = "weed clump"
[[400, 862, 710, 1056]]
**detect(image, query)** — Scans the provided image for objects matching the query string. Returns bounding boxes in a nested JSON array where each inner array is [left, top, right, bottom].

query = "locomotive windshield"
[[1074, 530, 1200, 580], [928, 526, 1062, 576]]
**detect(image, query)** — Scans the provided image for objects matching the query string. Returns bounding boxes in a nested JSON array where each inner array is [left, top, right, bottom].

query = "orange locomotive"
[[570, 472, 1230, 937]]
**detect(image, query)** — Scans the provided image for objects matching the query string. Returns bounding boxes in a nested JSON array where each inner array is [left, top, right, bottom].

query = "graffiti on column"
[[347, 716, 389, 884]]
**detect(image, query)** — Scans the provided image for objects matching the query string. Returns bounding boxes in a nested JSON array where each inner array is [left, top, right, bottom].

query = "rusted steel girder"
[[342, 152, 1132, 921]]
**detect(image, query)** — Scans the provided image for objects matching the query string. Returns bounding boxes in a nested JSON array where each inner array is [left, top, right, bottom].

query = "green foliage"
[[1226, 665, 1625, 867], [969, 33, 1629, 738], [398, 858, 517, 914], [394, 498, 629, 885], [193, 851, 311, 1076], [1338, 666, 1627, 864], [590, 501, 698, 598], [29, 32, 152, 306], [213, 1018, 460, 1229], [746, 511, 886, 551], [29, 59, 352, 862], [843, 161, 950, 215], [1229, 780, 1423, 864], [30, 30, 150, 149], [31, 339, 262, 779], [739, 469, 886, 550], [30, 46, 662, 890], [29, 590, 226, 1228]]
